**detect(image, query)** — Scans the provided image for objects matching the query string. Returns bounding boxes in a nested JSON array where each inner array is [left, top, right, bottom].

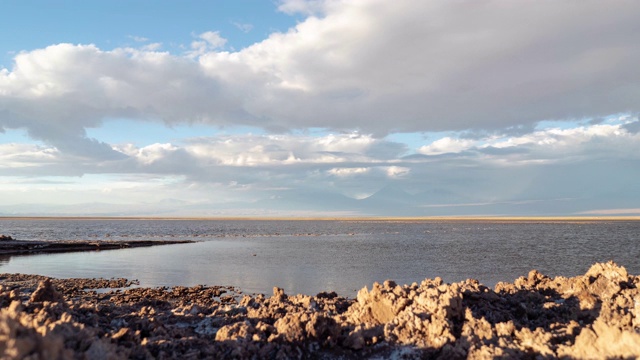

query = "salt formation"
[[1, 261, 639, 359]]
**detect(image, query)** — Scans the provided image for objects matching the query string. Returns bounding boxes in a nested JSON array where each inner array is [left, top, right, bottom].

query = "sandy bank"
[[1, 261, 639, 359]]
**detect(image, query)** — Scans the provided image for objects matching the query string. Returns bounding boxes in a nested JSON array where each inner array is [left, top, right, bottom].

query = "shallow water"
[[0, 219, 638, 297]]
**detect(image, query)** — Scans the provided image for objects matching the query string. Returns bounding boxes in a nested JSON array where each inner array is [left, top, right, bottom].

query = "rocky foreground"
[[1, 262, 639, 359]]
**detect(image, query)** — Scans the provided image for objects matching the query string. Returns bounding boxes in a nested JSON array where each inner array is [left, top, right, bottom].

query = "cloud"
[[623, 119, 640, 134], [198, 31, 227, 49], [578, 208, 640, 215], [2, 120, 639, 181], [419, 137, 475, 155], [225, 0, 640, 133], [2, 0, 640, 215], [1, 119, 639, 214], [328, 167, 369, 177], [128, 35, 149, 42], [189, 31, 228, 57], [385, 166, 410, 178], [142, 43, 163, 51], [277, 0, 331, 15], [232, 22, 254, 33], [0, 143, 59, 168], [411, 121, 640, 166], [181, 132, 403, 166], [2, 0, 639, 149], [0, 43, 242, 157]]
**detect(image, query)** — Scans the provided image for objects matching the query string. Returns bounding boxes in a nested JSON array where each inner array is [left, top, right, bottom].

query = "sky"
[[1, 0, 640, 217]]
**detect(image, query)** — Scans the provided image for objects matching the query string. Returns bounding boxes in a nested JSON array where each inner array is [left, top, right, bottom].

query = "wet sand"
[[1, 261, 639, 359]]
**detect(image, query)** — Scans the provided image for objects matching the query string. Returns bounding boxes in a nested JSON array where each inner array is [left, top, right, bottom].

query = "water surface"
[[0, 219, 638, 297]]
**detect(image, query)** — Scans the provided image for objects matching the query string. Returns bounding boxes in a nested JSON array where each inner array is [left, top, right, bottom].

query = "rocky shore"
[[1, 261, 639, 359]]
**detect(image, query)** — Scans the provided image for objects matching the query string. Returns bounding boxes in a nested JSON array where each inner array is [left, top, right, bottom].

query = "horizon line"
[[1, 215, 640, 221]]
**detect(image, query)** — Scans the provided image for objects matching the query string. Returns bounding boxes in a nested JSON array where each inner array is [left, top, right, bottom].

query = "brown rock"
[[30, 279, 64, 303], [2, 262, 640, 359], [215, 320, 255, 342]]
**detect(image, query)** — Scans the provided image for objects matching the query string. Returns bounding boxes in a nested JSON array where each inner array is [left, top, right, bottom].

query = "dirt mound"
[[1, 261, 639, 359]]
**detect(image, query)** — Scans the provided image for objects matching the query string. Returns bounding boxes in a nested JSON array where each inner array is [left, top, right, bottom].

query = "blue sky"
[[1, 0, 640, 217], [0, 1, 299, 64]]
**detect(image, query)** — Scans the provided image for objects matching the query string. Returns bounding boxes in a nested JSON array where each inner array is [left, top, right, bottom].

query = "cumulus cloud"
[[0, 43, 243, 157], [2, 0, 640, 215], [215, 0, 640, 133], [2, 0, 639, 151]]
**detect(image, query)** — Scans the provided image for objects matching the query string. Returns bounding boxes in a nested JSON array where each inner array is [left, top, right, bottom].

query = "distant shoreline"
[[0, 216, 639, 221]]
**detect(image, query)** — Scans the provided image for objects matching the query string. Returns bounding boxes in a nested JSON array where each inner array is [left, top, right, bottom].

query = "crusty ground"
[[1, 261, 639, 359]]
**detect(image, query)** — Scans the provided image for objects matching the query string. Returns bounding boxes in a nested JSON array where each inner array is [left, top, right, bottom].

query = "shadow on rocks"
[[454, 261, 640, 359], [1, 262, 639, 359]]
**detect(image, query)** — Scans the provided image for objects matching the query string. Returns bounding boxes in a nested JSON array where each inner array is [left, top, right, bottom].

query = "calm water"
[[0, 219, 638, 297]]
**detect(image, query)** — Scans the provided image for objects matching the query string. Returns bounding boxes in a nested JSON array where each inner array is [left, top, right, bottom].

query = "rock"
[[30, 279, 64, 303], [2, 262, 640, 358], [272, 287, 287, 303], [273, 313, 307, 342], [0, 304, 69, 359], [305, 313, 339, 344], [215, 320, 255, 342]]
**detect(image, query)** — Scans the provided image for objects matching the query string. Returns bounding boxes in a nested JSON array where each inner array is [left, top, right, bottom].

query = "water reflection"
[[0, 220, 638, 297]]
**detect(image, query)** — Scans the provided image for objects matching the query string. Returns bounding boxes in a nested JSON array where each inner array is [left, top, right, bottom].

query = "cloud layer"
[[2, 117, 639, 215], [2, 0, 640, 145], [1, 0, 640, 216]]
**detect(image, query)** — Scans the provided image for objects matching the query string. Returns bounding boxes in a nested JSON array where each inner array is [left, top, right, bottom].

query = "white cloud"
[[413, 122, 640, 166], [419, 137, 476, 155], [0, 143, 60, 168], [232, 22, 254, 33], [384, 166, 410, 178], [2, 0, 639, 147], [480, 123, 640, 165], [189, 31, 227, 57], [199, 31, 227, 48], [277, 0, 335, 16], [183, 133, 399, 166], [328, 167, 369, 177], [1, 119, 639, 215], [2, 1, 640, 215], [141, 42, 163, 51], [134, 143, 180, 165]]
